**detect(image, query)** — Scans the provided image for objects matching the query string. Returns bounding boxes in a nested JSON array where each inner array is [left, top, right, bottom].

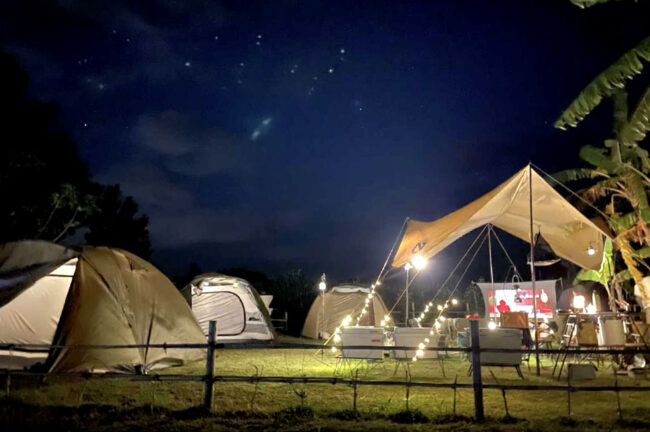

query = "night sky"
[[2, 1, 650, 287]]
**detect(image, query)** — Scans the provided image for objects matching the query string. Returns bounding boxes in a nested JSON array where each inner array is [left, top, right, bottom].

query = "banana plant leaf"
[[574, 237, 615, 285]]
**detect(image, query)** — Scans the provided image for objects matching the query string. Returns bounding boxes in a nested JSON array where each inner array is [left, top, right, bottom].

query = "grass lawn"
[[3, 336, 650, 430]]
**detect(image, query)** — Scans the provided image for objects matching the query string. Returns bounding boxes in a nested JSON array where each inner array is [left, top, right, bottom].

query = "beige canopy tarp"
[[0, 241, 205, 373], [392, 166, 609, 270], [302, 285, 391, 339]]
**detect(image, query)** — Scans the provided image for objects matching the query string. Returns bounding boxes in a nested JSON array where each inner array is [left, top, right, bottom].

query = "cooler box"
[[500, 312, 528, 329], [341, 326, 384, 359], [392, 327, 439, 359], [470, 327, 521, 366]]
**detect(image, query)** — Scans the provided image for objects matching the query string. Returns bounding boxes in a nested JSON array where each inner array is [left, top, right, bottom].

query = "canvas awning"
[[392, 165, 610, 270]]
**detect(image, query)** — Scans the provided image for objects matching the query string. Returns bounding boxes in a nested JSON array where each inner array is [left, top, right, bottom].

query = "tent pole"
[[405, 266, 410, 325], [529, 164, 540, 376], [487, 225, 495, 308]]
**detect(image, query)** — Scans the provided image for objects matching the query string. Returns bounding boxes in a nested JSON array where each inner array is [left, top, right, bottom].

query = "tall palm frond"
[[579, 145, 620, 173], [555, 36, 650, 130], [547, 167, 605, 184], [619, 86, 650, 148]]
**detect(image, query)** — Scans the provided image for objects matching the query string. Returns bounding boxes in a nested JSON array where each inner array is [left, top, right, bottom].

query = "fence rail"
[[3, 320, 650, 420]]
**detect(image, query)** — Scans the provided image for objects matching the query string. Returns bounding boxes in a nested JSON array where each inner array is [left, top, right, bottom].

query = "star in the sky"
[[184, 61, 191, 67], [328, 67, 334, 74]]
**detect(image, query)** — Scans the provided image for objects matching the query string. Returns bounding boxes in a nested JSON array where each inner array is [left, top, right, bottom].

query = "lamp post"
[[404, 255, 428, 326], [404, 263, 412, 326], [319, 273, 327, 339]]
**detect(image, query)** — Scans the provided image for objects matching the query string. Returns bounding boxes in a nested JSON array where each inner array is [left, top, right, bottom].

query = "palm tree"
[[554, 0, 650, 308]]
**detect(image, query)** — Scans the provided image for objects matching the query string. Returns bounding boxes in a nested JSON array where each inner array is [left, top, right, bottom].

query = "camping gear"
[[391, 165, 609, 271], [301, 285, 390, 339], [577, 322, 598, 346], [182, 274, 275, 342], [500, 312, 528, 329], [568, 364, 597, 380], [598, 318, 626, 346], [340, 326, 384, 359], [0, 241, 205, 373], [392, 327, 439, 359], [467, 327, 523, 378], [475, 328, 522, 367]]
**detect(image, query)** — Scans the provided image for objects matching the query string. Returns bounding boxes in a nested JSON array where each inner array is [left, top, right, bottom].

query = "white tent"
[[0, 241, 205, 372], [392, 165, 610, 270], [182, 273, 275, 342], [301, 284, 391, 339]]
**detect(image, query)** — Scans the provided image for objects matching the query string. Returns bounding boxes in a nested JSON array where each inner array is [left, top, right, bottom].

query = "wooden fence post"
[[470, 320, 484, 421], [203, 320, 216, 412]]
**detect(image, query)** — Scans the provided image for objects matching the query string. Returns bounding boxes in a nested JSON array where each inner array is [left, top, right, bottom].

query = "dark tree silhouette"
[[0, 52, 93, 242], [0, 52, 151, 255], [84, 184, 152, 258]]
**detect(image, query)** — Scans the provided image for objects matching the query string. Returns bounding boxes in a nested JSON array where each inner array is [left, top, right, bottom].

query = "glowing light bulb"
[[411, 254, 428, 270], [437, 305, 443, 311], [384, 315, 390, 321], [416, 349, 424, 357], [319, 281, 326, 291], [429, 330, 434, 335], [587, 246, 596, 256], [586, 303, 597, 314], [424, 338, 430, 343], [488, 321, 497, 330], [434, 321, 441, 329], [333, 334, 341, 343], [380, 320, 386, 326], [418, 343, 425, 349], [451, 298, 458, 305], [572, 295, 585, 310], [331, 346, 337, 353], [412, 356, 417, 362]]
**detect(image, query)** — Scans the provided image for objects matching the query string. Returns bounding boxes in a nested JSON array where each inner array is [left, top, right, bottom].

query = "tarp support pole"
[[487, 225, 495, 306], [203, 320, 216, 411], [377, 217, 410, 283], [529, 164, 540, 376]]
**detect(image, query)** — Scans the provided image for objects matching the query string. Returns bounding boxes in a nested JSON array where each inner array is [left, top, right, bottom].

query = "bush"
[[388, 409, 429, 424], [328, 410, 363, 421], [273, 406, 314, 424]]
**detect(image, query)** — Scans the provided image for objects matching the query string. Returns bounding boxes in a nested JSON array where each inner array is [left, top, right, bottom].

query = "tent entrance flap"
[[391, 166, 610, 271], [192, 291, 246, 336]]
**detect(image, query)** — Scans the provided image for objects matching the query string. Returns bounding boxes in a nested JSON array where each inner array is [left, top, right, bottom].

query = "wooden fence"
[[3, 320, 650, 420]]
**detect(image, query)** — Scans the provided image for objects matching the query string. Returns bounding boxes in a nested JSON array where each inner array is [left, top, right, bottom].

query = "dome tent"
[[182, 273, 275, 342], [0, 241, 205, 372], [301, 284, 391, 339]]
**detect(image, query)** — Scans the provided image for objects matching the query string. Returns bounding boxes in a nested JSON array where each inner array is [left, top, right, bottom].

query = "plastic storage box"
[[472, 327, 522, 366], [392, 327, 439, 359], [340, 326, 384, 359]]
